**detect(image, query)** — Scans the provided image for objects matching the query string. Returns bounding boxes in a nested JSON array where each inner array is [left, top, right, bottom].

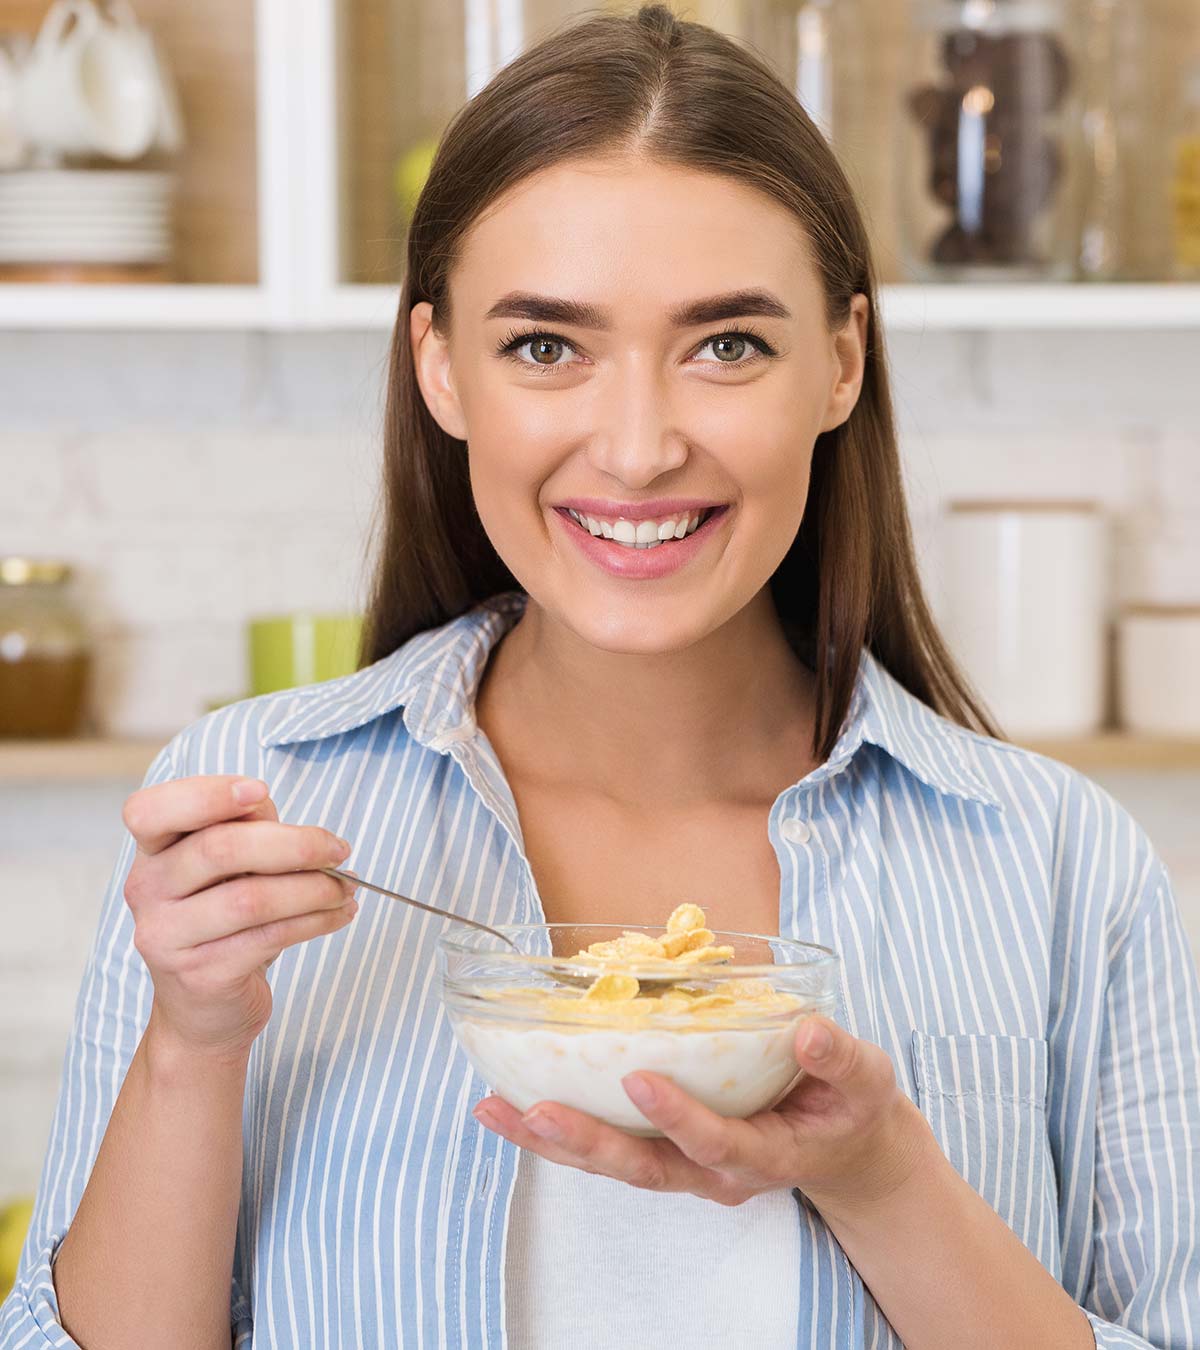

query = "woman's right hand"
[[121, 774, 358, 1061]]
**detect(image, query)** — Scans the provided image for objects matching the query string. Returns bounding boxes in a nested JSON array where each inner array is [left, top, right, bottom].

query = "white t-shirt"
[[504, 1148, 802, 1348]]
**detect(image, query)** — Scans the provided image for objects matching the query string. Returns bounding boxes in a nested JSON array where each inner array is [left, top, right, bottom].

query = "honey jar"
[[0, 557, 91, 738]]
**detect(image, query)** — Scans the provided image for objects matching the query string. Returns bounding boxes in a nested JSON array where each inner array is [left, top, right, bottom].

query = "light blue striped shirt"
[[5, 588, 1200, 1348]]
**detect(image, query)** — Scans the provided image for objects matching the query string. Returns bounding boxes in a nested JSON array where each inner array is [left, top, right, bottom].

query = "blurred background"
[[1, 0, 1199, 1290]]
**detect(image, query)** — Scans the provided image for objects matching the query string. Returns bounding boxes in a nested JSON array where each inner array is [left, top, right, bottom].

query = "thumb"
[[793, 1015, 878, 1096]]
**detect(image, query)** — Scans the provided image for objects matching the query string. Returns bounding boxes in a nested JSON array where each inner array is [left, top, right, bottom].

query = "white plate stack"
[[0, 168, 173, 265]]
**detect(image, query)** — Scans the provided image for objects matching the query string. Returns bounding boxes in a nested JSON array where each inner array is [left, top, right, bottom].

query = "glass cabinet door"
[[334, 0, 1200, 291], [0, 0, 259, 286], [336, 0, 852, 287]]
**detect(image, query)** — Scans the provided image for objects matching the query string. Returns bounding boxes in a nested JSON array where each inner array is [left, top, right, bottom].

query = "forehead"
[[451, 157, 815, 320]]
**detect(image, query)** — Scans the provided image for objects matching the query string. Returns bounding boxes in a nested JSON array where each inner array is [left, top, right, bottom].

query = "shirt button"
[[781, 819, 813, 844]]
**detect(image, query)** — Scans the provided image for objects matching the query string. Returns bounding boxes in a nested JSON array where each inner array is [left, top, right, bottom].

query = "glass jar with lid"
[[0, 558, 91, 738], [900, 0, 1085, 280]]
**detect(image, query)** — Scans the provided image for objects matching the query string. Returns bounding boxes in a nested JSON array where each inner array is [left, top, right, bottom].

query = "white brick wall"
[[0, 326, 1198, 1198]]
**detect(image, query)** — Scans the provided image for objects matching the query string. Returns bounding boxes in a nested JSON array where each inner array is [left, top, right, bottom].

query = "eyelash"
[[495, 324, 778, 372]]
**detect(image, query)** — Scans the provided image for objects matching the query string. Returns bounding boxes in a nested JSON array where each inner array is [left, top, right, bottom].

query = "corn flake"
[[582, 972, 640, 1003], [665, 903, 707, 935]]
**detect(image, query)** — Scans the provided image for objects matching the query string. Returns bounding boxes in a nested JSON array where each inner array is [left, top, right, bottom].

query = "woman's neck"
[[476, 590, 821, 811]]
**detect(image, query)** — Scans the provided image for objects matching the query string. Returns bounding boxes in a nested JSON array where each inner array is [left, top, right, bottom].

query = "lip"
[[553, 504, 731, 580], [554, 497, 727, 522]]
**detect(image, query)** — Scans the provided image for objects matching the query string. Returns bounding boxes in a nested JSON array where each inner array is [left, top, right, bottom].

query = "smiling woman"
[[4, 6, 1199, 1350], [366, 7, 1001, 767]]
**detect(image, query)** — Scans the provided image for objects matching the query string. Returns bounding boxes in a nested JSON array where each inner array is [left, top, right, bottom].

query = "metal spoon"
[[320, 866, 519, 950], [322, 866, 732, 991]]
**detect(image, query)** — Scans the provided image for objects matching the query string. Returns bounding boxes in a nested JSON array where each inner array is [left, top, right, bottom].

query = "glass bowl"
[[438, 922, 841, 1137]]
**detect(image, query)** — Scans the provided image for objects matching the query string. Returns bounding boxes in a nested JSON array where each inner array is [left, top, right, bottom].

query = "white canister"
[[941, 501, 1108, 739], [1118, 605, 1200, 738]]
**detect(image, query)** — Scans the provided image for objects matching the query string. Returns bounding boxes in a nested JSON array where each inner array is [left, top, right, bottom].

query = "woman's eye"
[[499, 331, 578, 369], [693, 333, 772, 365]]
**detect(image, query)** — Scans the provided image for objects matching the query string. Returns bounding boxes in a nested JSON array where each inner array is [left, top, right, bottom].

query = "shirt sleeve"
[[0, 736, 253, 1348], [1081, 859, 1200, 1349]]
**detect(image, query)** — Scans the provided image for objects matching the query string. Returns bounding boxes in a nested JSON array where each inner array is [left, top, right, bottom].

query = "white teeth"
[[566, 507, 714, 549]]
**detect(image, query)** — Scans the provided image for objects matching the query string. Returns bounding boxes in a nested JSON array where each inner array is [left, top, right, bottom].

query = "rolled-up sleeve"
[[0, 736, 250, 1348], [1082, 860, 1200, 1349]]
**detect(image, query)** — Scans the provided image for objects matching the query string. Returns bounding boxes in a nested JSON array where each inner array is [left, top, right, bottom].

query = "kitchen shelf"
[[0, 285, 276, 329], [2, 734, 1198, 784], [877, 285, 1200, 332], [317, 283, 1200, 334], [1022, 735, 1200, 774], [2, 283, 1196, 333], [0, 740, 166, 783]]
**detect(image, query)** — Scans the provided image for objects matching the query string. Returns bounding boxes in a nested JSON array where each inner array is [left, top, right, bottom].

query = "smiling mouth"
[[558, 505, 728, 549]]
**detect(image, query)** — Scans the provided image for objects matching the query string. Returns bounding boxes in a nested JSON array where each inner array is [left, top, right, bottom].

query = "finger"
[[618, 1071, 765, 1177], [125, 775, 276, 856], [232, 795, 279, 826], [142, 819, 351, 900], [793, 1016, 893, 1102], [161, 868, 357, 948], [187, 898, 359, 979], [472, 1096, 609, 1172], [492, 1095, 718, 1197]]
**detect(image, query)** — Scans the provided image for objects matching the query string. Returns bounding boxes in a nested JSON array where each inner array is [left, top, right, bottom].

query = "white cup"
[[15, 0, 160, 161], [940, 501, 1109, 740], [1118, 606, 1200, 738], [0, 39, 30, 169]]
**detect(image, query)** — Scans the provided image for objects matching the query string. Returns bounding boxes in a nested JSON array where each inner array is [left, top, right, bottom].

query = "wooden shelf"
[[1, 735, 1197, 784], [1023, 735, 1200, 774], [0, 740, 165, 783]]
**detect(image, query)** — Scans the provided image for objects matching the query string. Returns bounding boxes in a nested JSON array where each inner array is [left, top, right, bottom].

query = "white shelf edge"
[[304, 282, 1200, 332], [879, 283, 1200, 331], [0, 282, 1196, 332], [0, 284, 274, 329]]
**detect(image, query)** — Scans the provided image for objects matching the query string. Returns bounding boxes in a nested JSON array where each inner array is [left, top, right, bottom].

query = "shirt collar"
[[258, 589, 1003, 812]]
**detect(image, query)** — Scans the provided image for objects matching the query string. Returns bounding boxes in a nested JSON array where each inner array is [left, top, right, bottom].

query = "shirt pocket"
[[910, 1031, 1062, 1280]]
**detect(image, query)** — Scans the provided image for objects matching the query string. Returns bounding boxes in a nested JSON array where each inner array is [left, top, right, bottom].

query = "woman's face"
[[410, 156, 867, 656]]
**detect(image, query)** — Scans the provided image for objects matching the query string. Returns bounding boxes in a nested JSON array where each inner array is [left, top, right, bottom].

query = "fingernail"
[[800, 1022, 832, 1058], [622, 1074, 657, 1110], [330, 836, 352, 860], [232, 779, 267, 805], [522, 1110, 562, 1140]]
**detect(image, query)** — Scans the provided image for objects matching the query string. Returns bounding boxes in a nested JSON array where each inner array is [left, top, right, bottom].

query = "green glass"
[[248, 613, 363, 695]]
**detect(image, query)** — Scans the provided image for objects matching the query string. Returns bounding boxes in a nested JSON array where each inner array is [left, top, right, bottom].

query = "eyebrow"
[[483, 288, 793, 329]]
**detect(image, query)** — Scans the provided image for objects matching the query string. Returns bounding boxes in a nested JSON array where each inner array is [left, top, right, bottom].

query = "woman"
[[4, 6, 1198, 1348]]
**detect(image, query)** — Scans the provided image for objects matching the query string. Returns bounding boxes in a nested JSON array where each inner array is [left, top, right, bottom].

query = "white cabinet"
[[0, 0, 1197, 331]]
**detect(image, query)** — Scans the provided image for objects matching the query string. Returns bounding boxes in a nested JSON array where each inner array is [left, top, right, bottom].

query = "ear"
[[818, 293, 870, 434], [410, 301, 469, 440]]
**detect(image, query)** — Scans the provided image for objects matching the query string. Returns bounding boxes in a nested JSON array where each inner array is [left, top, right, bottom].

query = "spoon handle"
[[319, 866, 519, 950]]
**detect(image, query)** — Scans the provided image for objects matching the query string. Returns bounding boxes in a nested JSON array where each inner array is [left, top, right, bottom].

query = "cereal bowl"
[[438, 910, 840, 1137]]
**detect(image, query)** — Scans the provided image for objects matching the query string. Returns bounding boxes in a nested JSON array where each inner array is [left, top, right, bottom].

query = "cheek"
[[465, 435, 556, 554]]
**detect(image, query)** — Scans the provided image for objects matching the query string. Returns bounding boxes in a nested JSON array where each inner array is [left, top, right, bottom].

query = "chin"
[[543, 584, 723, 658]]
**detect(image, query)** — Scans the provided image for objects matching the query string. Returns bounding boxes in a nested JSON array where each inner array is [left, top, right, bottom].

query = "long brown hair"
[[361, 2, 1002, 759]]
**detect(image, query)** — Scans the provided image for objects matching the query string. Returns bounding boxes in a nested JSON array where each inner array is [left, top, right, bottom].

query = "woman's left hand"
[[472, 1015, 939, 1218]]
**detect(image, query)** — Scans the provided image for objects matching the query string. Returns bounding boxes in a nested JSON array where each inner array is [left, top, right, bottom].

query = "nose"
[[584, 370, 690, 489]]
